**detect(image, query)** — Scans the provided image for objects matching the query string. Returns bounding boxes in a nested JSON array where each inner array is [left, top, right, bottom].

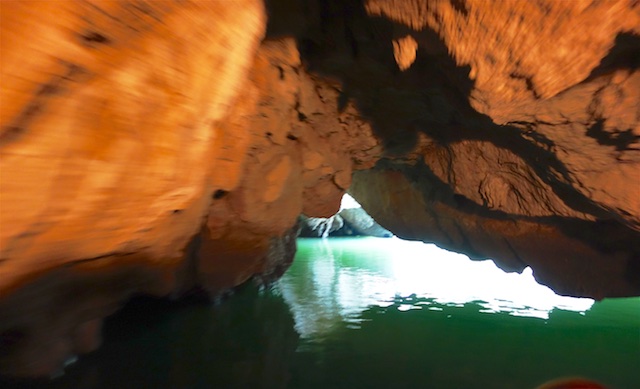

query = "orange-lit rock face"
[[0, 0, 268, 376], [195, 38, 381, 294], [0, 0, 267, 293], [1, 0, 639, 377]]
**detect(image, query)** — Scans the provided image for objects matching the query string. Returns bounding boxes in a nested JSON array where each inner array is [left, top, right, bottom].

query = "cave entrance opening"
[[298, 193, 394, 239], [296, 193, 596, 320]]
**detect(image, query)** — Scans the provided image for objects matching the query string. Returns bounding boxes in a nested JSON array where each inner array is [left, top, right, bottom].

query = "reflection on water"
[[281, 238, 638, 389], [6, 237, 639, 389], [3, 288, 299, 389], [280, 238, 595, 338]]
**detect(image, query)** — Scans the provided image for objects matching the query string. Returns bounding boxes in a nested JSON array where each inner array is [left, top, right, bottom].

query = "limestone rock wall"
[[192, 37, 381, 295], [267, 0, 640, 298], [0, 0, 267, 293]]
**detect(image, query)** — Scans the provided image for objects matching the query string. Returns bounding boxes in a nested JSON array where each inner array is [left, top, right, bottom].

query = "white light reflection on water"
[[278, 237, 594, 338], [383, 237, 594, 317]]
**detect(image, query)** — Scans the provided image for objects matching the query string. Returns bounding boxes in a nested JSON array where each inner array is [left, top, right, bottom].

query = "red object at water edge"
[[535, 377, 608, 389]]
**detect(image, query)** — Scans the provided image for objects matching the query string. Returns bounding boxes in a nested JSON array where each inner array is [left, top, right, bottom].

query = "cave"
[[1, 0, 639, 388]]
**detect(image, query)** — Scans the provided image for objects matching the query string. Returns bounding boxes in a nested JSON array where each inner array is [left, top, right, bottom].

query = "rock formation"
[[0, 0, 639, 377], [298, 208, 393, 238], [298, 195, 392, 237]]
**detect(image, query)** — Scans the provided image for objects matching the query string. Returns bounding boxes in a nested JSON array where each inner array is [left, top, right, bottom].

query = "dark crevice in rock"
[[584, 32, 640, 82], [450, 0, 469, 16], [585, 119, 640, 152], [80, 31, 111, 46], [0, 61, 89, 146], [509, 72, 541, 99], [212, 189, 228, 200]]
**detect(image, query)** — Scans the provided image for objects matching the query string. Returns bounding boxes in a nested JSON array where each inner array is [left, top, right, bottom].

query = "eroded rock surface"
[[0, 0, 268, 376], [1, 0, 639, 377], [298, 207, 392, 238], [267, 0, 640, 297]]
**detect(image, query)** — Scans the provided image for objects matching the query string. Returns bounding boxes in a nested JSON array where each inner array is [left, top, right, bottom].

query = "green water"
[[12, 237, 640, 389]]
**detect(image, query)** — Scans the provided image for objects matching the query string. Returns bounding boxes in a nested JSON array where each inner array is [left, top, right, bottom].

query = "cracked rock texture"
[[0, 0, 639, 377]]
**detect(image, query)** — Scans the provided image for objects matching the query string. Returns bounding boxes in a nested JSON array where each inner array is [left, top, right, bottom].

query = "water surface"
[[11, 237, 640, 389]]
